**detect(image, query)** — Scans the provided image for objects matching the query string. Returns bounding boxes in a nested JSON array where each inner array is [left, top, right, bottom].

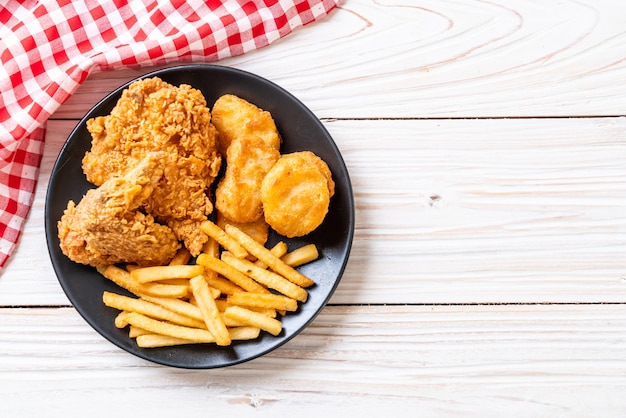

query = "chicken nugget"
[[261, 152, 333, 238], [288, 151, 335, 198], [212, 94, 281, 154], [215, 136, 280, 223]]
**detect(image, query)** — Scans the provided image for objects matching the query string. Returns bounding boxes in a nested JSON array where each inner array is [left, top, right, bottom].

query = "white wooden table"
[[3, 1, 626, 415]]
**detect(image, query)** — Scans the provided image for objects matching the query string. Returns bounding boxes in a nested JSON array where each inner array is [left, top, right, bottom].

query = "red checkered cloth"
[[0, 0, 341, 269]]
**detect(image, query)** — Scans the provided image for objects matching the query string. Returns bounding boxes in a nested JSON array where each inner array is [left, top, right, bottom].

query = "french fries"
[[227, 291, 298, 312], [195, 253, 268, 294], [131, 265, 204, 283], [281, 243, 319, 267], [199, 220, 248, 259], [189, 275, 231, 346], [221, 252, 308, 302], [97, 220, 319, 348], [224, 224, 315, 288], [224, 306, 282, 336]]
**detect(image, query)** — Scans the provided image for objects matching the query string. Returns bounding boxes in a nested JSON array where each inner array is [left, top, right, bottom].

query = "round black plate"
[[45, 64, 354, 369]]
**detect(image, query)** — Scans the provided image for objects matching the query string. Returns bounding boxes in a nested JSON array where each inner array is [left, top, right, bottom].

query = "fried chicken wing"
[[82, 77, 221, 255], [58, 153, 181, 267]]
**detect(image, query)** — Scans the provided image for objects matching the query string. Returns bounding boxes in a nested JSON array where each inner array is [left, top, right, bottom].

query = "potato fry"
[[227, 292, 298, 312], [169, 248, 192, 266], [128, 326, 151, 338], [102, 265, 188, 298], [155, 278, 190, 288], [141, 295, 203, 322], [125, 312, 216, 342], [224, 224, 314, 287], [229, 326, 261, 340], [114, 311, 130, 328], [131, 265, 204, 283], [201, 237, 220, 282], [189, 276, 231, 346], [103, 291, 206, 329], [214, 299, 277, 318], [203, 236, 220, 258], [196, 253, 268, 294], [203, 274, 245, 296], [221, 252, 308, 302], [136, 326, 262, 348], [136, 334, 199, 348], [254, 241, 288, 269], [221, 313, 248, 327], [281, 243, 319, 267], [224, 306, 282, 336], [199, 220, 248, 259]]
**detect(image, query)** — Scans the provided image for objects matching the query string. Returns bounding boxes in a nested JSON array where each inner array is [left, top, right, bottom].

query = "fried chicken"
[[82, 77, 221, 255], [58, 153, 181, 267]]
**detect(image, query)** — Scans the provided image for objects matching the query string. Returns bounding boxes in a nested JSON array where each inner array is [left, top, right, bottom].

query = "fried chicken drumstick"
[[58, 153, 181, 267]]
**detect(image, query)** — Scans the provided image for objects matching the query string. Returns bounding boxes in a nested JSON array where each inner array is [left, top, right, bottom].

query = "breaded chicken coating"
[[82, 77, 221, 255], [58, 153, 180, 267]]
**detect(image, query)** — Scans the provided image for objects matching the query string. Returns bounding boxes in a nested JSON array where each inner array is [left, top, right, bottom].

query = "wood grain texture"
[[2, 117, 625, 305], [2, 305, 626, 416], [50, 0, 626, 120], [3, 0, 626, 413]]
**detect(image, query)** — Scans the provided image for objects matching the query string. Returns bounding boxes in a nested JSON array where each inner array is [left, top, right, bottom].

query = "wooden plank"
[[330, 117, 626, 304], [50, 0, 626, 120], [2, 117, 626, 305], [1, 304, 626, 415]]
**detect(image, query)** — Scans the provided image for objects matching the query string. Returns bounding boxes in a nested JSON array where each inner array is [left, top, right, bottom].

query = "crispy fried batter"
[[82, 77, 221, 255], [261, 152, 333, 238], [58, 153, 181, 267], [212, 94, 281, 155], [215, 136, 280, 223]]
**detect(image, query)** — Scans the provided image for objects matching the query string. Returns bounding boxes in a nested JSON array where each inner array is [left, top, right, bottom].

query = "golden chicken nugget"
[[211, 94, 281, 154], [288, 151, 335, 197], [215, 136, 280, 223], [261, 152, 333, 238]]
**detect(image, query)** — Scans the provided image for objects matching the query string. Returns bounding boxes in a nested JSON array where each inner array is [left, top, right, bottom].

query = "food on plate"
[[57, 81, 336, 349], [211, 93, 281, 155], [198, 220, 248, 259], [213, 94, 281, 228], [189, 275, 231, 346], [224, 224, 315, 288], [58, 153, 180, 267], [280, 243, 319, 267], [82, 77, 222, 255], [99, 222, 318, 348], [216, 210, 269, 245], [224, 305, 282, 336], [215, 136, 280, 223], [130, 264, 205, 284], [261, 151, 334, 238]]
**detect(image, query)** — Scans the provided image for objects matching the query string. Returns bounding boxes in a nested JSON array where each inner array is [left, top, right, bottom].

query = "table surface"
[[3, 1, 626, 416]]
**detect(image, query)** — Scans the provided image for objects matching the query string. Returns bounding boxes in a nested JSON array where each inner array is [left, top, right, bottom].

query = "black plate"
[[45, 64, 354, 369]]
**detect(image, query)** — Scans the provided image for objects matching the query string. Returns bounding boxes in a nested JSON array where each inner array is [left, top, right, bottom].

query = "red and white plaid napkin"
[[0, 0, 341, 269]]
